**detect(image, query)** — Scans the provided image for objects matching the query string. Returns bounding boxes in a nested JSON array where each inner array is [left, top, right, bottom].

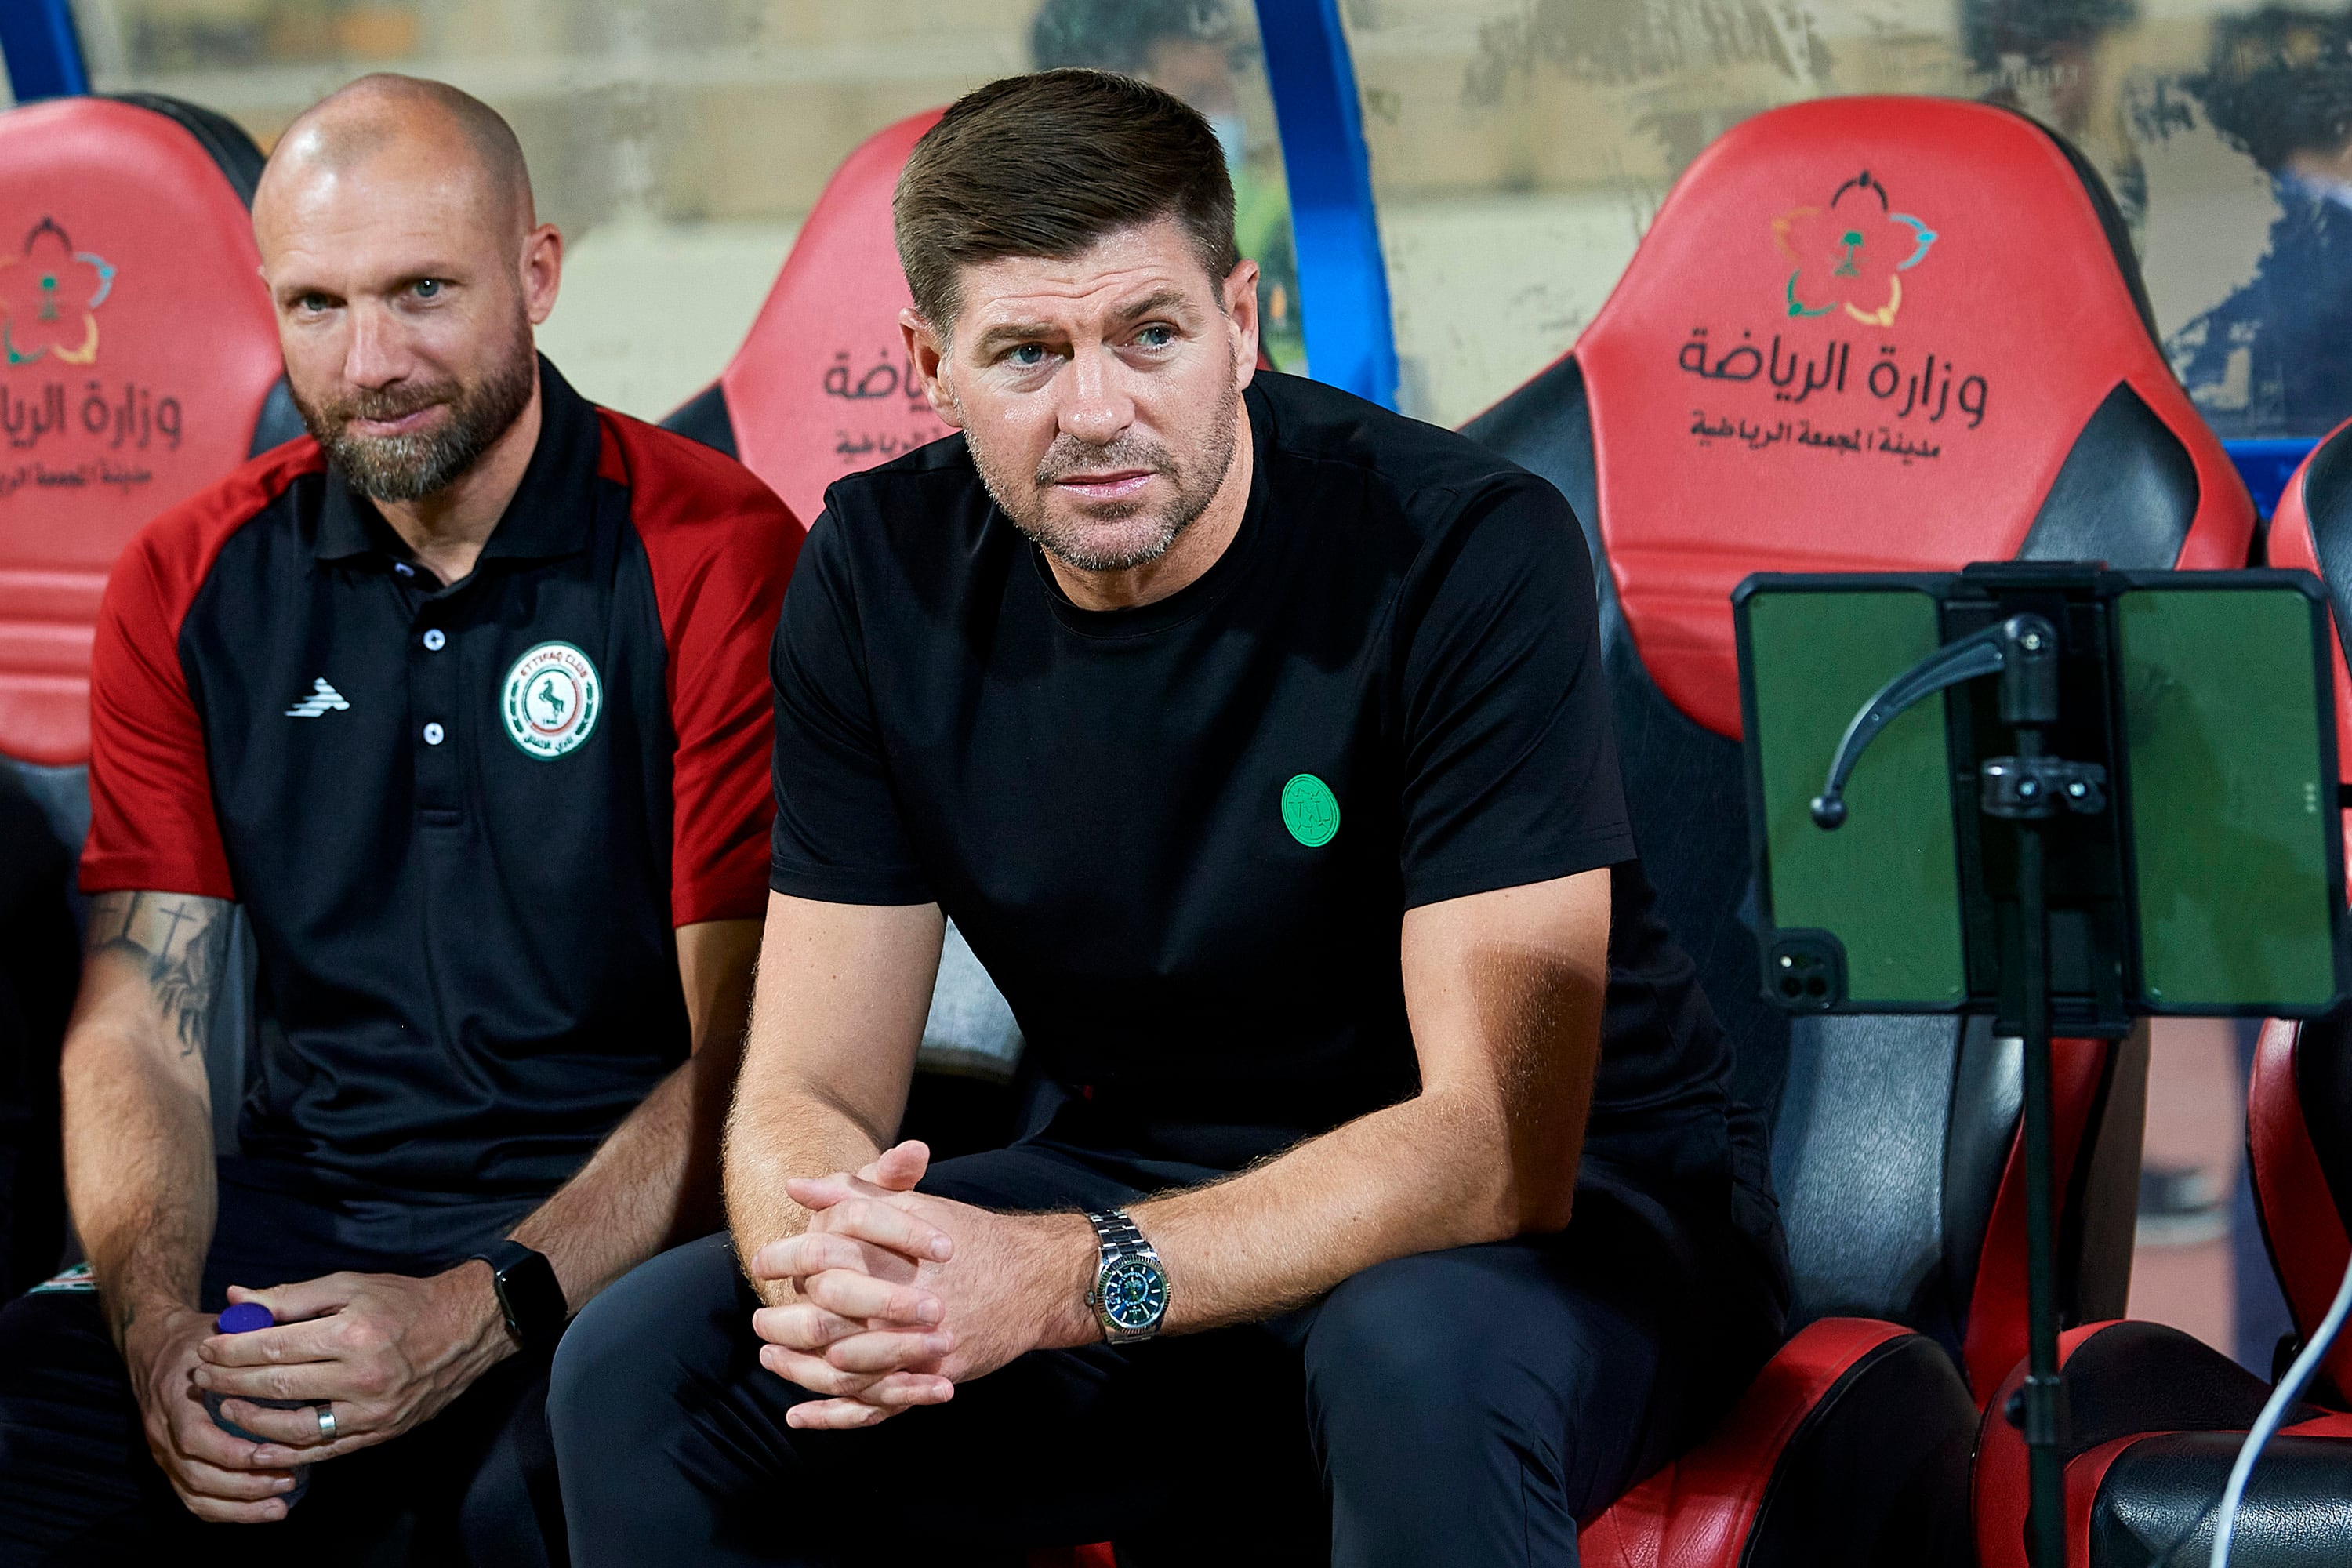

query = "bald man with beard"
[[0, 76, 797, 1563]]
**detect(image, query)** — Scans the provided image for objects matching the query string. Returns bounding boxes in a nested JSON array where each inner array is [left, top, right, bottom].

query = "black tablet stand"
[[1811, 597, 2097, 1568], [1750, 559, 2348, 1566]]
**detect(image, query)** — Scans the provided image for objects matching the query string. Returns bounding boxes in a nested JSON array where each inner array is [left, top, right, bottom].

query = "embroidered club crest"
[[500, 641, 601, 760]]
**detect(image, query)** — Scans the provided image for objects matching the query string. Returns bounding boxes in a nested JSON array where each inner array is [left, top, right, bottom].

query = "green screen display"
[[1748, 587, 1966, 1006], [2119, 586, 2338, 1011]]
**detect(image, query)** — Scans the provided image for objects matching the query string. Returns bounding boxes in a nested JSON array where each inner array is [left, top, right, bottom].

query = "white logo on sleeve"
[[500, 642, 601, 760], [285, 677, 350, 718]]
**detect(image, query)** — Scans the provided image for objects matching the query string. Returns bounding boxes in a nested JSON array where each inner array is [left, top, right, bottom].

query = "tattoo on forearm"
[[89, 891, 232, 1058]]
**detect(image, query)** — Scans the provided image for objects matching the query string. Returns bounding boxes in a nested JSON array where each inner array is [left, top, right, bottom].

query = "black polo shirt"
[[84, 361, 796, 1200], [770, 372, 1773, 1245]]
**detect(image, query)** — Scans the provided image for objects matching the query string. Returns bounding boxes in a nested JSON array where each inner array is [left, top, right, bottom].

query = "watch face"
[[495, 1249, 568, 1348], [1099, 1257, 1167, 1331]]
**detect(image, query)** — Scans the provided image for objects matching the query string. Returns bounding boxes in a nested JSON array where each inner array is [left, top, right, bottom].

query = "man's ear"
[[1224, 257, 1261, 391], [898, 308, 964, 430], [521, 223, 564, 327]]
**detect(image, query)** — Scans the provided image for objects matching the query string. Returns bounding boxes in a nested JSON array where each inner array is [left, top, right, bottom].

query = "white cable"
[[2209, 1247, 2352, 1568]]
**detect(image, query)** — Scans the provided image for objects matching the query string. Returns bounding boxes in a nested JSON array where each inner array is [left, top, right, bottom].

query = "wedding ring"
[[316, 1404, 337, 1441]]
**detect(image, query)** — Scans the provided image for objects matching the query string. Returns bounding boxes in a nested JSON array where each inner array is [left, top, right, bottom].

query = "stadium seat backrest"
[[2259, 431, 2352, 1405], [2260, 420, 2352, 891], [2251, 434, 2352, 1400], [0, 96, 286, 1166], [0, 96, 285, 780], [1467, 95, 2245, 1399], [1563, 94, 2249, 740], [2249, 1016, 2352, 1407], [664, 111, 952, 528]]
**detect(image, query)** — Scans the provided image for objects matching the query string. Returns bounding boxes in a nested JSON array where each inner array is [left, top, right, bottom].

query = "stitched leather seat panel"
[[668, 111, 951, 531], [0, 96, 280, 768]]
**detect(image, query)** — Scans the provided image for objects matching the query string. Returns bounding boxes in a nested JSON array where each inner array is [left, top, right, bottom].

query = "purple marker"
[[208, 1301, 311, 1506]]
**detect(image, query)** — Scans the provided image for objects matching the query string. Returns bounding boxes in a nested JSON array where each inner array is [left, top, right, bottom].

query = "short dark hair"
[[894, 69, 1240, 331]]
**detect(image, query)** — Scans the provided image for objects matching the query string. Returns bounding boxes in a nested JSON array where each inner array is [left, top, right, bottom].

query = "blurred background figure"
[[2170, 6, 2352, 436], [1965, 0, 2147, 229], [1029, 0, 1305, 369]]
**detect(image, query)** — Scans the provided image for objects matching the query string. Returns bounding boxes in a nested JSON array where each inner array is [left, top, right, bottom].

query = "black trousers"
[[549, 1139, 1784, 1567], [0, 772, 76, 1302], [0, 1158, 564, 1568]]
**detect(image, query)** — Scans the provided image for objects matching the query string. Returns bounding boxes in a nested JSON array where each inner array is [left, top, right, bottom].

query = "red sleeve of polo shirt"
[[82, 445, 322, 898], [602, 412, 801, 927]]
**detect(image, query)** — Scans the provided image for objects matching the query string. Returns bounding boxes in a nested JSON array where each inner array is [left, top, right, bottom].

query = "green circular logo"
[[1280, 773, 1340, 848]]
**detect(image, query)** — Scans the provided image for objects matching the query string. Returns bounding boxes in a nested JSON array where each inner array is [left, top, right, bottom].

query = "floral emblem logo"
[[1772, 171, 1936, 328], [0, 217, 115, 367]]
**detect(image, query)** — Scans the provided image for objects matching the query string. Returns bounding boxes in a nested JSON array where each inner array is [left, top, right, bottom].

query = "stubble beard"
[[968, 356, 1240, 575], [295, 310, 538, 504]]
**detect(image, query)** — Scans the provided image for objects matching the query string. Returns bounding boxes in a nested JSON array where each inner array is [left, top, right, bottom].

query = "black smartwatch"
[[471, 1240, 568, 1352]]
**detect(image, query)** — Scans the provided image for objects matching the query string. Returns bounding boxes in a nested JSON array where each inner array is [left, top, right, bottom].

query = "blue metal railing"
[[0, 0, 90, 101], [1253, 0, 1399, 412]]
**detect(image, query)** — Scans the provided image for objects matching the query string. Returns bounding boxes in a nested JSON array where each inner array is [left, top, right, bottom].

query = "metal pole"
[[2015, 813, 2067, 1568]]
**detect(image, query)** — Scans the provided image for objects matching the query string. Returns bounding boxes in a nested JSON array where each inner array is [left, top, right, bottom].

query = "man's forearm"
[[725, 1083, 891, 1308], [764, 882, 1607, 1392], [512, 918, 763, 1312], [62, 892, 236, 1349], [510, 1059, 711, 1312], [723, 893, 942, 1307], [67, 1025, 218, 1345], [1110, 877, 1611, 1338], [1124, 1082, 1565, 1336]]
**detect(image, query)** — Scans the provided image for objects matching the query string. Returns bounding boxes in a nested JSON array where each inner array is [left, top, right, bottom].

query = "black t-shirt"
[[771, 373, 1766, 1219]]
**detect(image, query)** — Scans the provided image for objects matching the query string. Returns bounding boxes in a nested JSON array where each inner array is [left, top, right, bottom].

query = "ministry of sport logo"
[[1771, 170, 1936, 327], [0, 217, 114, 366], [501, 642, 601, 760]]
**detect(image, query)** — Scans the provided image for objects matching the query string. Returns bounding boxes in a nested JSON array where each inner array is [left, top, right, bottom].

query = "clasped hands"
[[750, 1140, 1094, 1430], [126, 1263, 511, 1523]]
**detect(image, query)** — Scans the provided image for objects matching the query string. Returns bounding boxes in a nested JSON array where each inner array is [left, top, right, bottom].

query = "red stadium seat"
[[1971, 1022, 2352, 1567], [0, 94, 291, 1298], [665, 111, 1044, 1160], [1459, 95, 2256, 1566], [0, 95, 289, 785], [2261, 420, 2352, 890], [663, 110, 953, 531], [1966, 431, 2352, 1568], [2259, 431, 2352, 1396]]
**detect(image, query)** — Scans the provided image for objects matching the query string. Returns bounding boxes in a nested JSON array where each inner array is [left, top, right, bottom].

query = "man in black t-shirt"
[[553, 71, 1786, 1566]]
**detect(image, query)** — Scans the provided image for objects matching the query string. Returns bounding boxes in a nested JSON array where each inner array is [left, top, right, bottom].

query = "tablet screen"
[[2118, 584, 2339, 1011], [1745, 586, 1967, 1007]]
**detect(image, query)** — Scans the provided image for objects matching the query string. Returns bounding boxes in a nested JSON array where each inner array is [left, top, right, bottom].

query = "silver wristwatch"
[[1084, 1208, 1169, 1345]]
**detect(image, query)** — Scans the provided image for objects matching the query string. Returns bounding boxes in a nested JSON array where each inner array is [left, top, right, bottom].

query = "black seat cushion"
[[2092, 1432, 2352, 1568]]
